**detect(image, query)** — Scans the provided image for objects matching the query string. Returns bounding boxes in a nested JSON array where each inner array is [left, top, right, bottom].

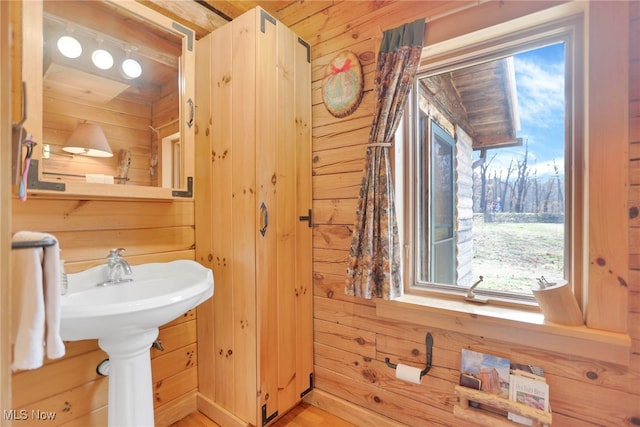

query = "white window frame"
[[395, 9, 583, 309]]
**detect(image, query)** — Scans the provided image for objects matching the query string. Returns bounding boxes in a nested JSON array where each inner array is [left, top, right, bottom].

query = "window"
[[398, 18, 582, 304]]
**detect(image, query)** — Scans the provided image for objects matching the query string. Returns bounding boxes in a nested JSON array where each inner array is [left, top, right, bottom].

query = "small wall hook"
[[385, 332, 433, 379]]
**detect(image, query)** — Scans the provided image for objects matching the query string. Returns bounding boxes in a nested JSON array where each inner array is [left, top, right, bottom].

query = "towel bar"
[[11, 238, 56, 250]]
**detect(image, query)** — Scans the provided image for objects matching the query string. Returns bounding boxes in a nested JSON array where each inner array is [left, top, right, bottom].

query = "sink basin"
[[60, 259, 213, 427], [61, 259, 213, 341]]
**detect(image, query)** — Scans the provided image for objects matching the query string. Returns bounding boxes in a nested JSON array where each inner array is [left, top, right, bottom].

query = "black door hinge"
[[299, 209, 312, 227]]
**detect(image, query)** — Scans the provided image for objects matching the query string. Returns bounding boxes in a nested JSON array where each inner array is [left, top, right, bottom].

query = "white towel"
[[11, 231, 65, 371]]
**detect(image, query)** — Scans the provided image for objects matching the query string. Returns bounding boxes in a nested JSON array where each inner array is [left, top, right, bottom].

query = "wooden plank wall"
[[10, 196, 198, 426], [272, 1, 640, 426], [5, 1, 640, 426], [629, 0, 640, 380], [42, 86, 154, 186]]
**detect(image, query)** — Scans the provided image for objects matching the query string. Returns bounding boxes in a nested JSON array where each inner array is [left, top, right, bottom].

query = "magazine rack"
[[454, 385, 552, 427]]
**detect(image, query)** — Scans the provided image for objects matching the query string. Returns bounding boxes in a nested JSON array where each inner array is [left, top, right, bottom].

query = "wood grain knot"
[[411, 348, 420, 356], [362, 368, 377, 383], [355, 337, 366, 345], [630, 206, 639, 219], [360, 51, 375, 63], [596, 257, 606, 266], [218, 74, 231, 87], [630, 417, 640, 426], [373, 396, 382, 403], [586, 371, 598, 380]]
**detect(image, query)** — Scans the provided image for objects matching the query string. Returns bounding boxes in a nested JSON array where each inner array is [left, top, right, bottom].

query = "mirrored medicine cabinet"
[[20, 0, 195, 199]]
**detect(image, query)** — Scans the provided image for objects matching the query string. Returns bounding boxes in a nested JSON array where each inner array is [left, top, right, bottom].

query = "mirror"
[[24, 0, 194, 199]]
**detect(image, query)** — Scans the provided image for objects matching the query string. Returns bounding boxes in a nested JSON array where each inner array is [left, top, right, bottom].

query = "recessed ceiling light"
[[121, 58, 142, 79], [57, 35, 82, 59], [92, 49, 114, 70]]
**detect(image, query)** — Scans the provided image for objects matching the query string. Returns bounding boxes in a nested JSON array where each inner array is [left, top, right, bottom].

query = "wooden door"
[[195, 10, 258, 425], [255, 8, 313, 425], [255, 7, 279, 425], [195, 7, 312, 427]]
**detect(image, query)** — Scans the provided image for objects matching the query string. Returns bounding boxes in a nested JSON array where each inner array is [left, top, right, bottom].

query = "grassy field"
[[472, 219, 564, 294]]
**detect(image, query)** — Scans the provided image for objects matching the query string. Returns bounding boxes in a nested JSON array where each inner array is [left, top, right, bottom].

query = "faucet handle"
[[109, 248, 126, 258]]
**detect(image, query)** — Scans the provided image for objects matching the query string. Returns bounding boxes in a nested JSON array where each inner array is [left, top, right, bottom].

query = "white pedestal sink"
[[60, 260, 214, 427]]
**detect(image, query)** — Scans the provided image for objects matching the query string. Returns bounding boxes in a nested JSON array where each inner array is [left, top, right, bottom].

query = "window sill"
[[376, 294, 631, 366]]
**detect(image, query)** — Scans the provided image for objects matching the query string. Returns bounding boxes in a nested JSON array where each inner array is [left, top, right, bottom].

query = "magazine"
[[508, 367, 549, 426], [460, 349, 510, 399]]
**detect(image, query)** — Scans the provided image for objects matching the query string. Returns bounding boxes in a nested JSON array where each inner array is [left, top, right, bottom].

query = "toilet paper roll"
[[86, 174, 105, 183], [395, 363, 423, 384]]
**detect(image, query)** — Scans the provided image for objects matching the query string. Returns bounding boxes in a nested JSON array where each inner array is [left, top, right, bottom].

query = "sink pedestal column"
[[98, 328, 159, 427]]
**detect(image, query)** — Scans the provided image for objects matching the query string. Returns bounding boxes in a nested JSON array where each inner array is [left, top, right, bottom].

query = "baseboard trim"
[[197, 393, 251, 427], [303, 389, 402, 427], [154, 391, 198, 427]]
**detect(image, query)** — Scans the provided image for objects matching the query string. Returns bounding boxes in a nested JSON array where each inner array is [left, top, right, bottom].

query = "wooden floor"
[[170, 403, 357, 427]]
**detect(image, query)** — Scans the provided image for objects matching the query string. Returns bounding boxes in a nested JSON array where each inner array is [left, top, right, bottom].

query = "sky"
[[478, 42, 566, 179]]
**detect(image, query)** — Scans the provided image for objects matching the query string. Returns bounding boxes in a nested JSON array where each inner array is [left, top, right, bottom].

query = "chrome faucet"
[[101, 248, 133, 286]]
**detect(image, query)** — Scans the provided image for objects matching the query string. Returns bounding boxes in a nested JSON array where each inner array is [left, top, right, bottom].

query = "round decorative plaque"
[[322, 50, 364, 118]]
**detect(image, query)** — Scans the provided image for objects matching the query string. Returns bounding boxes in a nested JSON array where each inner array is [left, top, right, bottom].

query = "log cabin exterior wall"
[[4, 1, 639, 426]]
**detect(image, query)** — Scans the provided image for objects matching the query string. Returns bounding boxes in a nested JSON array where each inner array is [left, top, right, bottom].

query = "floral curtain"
[[345, 19, 426, 300]]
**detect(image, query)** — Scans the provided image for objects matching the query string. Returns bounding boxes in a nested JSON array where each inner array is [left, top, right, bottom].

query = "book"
[[508, 366, 549, 426], [460, 349, 511, 399]]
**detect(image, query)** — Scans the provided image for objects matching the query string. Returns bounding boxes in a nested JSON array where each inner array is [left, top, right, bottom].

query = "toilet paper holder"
[[385, 332, 433, 378]]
